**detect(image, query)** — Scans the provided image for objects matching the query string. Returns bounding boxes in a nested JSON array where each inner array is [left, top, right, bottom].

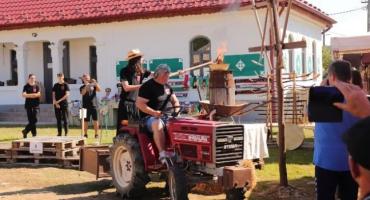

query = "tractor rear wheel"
[[110, 134, 149, 198], [167, 165, 189, 200]]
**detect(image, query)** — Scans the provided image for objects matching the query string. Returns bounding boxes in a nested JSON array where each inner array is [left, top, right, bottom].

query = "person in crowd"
[[342, 117, 370, 200], [80, 73, 101, 138], [314, 60, 359, 200], [101, 87, 113, 101], [136, 64, 180, 163], [52, 73, 70, 136], [21, 74, 41, 138], [351, 68, 363, 89], [116, 49, 151, 134]]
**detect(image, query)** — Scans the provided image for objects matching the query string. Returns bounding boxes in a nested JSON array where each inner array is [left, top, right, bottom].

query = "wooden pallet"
[[11, 147, 80, 159], [0, 143, 12, 163], [10, 156, 80, 168], [8, 137, 84, 168], [12, 137, 85, 150]]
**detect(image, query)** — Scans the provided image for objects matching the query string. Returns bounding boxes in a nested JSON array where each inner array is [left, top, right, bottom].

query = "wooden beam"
[[249, 40, 306, 52], [270, 0, 288, 187], [281, 0, 293, 42]]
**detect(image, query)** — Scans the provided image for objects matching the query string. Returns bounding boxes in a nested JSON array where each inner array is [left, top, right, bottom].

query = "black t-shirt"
[[80, 84, 98, 109], [138, 79, 173, 117], [52, 82, 70, 107], [23, 84, 40, 109], [120, 66, 151, 101]]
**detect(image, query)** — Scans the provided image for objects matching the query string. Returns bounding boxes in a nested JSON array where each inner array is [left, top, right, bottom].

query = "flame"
[[216, 42, 228, 64]]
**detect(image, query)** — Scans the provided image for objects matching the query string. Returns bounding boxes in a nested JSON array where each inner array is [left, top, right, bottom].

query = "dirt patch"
[[0, 164, 226, 200]]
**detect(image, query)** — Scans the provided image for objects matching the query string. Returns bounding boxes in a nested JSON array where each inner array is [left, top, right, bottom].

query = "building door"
[[43, 42, 53, 104], [62, 41, 70, 78], [89, 46, 97, 80], [10, 50, 18, 85]]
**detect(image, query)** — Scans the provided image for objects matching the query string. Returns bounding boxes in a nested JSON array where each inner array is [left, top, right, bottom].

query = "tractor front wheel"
[[110, 135, 149, 198]]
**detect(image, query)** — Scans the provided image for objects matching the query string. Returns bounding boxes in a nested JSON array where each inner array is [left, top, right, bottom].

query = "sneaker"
[[21, 129, 27, 138], [84, 134, 88, 138], [57, 133, 62, 137], [94, 134, 99, 139]]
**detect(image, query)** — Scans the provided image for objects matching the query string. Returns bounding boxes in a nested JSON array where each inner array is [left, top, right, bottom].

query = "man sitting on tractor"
[[136, 64, 180, 163]]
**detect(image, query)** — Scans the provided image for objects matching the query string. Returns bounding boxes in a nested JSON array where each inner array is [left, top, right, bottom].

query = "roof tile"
[[0, 0, 333, 30]]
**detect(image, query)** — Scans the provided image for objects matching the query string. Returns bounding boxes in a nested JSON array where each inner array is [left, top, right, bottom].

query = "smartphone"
[[308, 86, 344, 122]]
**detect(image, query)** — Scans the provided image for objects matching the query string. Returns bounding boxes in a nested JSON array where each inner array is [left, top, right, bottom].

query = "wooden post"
[[209, 70, 236, 105], [270, 0, 288, 186]]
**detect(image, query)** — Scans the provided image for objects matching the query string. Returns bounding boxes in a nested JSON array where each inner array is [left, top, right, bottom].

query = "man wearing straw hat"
[[116, 49, 151, 134]]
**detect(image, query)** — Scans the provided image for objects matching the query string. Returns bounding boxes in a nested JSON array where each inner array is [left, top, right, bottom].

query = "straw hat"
[[126, 49, 143, 60]]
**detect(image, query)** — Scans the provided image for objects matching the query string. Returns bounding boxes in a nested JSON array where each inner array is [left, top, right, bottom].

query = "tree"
[[322, 46, 332, 74]]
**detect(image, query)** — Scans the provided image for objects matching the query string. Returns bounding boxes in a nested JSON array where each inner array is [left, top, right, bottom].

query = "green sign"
[[115, 61, 148, 80], [149, 58, 183, 79], [116, 61, 127, 79], [223, 54, 265, 77]]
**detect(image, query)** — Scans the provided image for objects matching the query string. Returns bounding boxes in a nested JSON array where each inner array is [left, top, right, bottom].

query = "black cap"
[[342, 117, 370, 170]]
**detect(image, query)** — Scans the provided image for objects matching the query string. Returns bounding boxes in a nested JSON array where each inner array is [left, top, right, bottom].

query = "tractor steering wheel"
[[161, 106, 184, 118]]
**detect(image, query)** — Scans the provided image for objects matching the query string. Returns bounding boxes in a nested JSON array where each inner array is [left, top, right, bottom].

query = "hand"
[[171, 111, 179, 118], [152, 110, 162, 118], [55, 103, 60, 109], [178, 70, 185, 76], [91, 79, 97, 84], [333, 81, 370, 118]]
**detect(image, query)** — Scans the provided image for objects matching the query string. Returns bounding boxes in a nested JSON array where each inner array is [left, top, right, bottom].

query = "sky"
[[307, 0, 368, 42]]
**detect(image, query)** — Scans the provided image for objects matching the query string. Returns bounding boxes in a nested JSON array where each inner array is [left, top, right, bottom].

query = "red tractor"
[[110, 108, 254, 200]]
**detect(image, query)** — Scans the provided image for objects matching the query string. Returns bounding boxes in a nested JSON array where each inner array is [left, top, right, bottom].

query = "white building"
[[0, 0, 334, 106]]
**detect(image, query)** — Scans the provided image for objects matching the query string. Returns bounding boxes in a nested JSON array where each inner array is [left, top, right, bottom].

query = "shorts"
[[84, 108, 98, 122], [144, 117, 167, 136]]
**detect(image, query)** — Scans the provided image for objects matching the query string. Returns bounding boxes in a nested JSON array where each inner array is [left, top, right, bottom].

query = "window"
[[288, 35, 294, 73], [312, 41, 317, 75], [302, 38, 307, 75], [190, 36, 211, 77]]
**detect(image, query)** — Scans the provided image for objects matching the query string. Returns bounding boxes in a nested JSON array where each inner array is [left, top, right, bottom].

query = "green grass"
[[0, 125, 116, 145], [249, 147, 315, 199]]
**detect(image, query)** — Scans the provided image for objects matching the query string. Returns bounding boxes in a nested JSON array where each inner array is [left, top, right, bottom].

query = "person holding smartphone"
[[52, 73, 70, 136], [80, 73, 101, 138], [21, 74, 41, 138], [314, 60, 359, 200]]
